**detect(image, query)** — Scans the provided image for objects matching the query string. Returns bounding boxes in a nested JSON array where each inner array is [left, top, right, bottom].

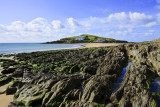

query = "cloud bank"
[[0, 12, 160, 43]]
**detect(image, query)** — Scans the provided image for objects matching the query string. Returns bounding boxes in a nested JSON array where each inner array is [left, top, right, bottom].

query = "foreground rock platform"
[[0, 41, 160, 107]]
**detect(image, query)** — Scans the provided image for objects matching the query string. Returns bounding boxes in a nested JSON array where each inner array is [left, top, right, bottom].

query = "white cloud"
[[90, 12, 155, 28], [67, 18, 85, 32], [0, 12, 159, 43], [0, 24, 7, 32], [90, 16, 106, 23], [26, 17, 50, 32], [106, 30, 132, 37], [0, 17, 55, 42], [7, 21, 26, 31], [144, 21, 157, 27], [107, 12, 129, 23], [52, 20, 64, 30], [118, 25, 134, 32], [129, 12, 153, 24], [67, 18, 81, 28], [145, 30, 155, 36]]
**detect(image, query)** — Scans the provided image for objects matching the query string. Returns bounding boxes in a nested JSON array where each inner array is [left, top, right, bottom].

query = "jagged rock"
[[0, 75, 12, 86], [5, 42, 160, 106], [8, 101, 25, 107], [6, 87, 17, 95], [81, 75, 117, 103], [1, 68, 16, 74], [44, 77, 84, 106], [65, 101, 97, 107]]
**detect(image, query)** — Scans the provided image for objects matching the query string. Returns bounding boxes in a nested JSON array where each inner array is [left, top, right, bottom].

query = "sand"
[[0, 82, 14, 107], [0, 94, 14, 107], [0, 56, 14, 107], [79, 43, 123, 48], [0, 56, 14, 60]]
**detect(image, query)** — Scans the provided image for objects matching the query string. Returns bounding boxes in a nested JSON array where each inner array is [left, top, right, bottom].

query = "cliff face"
[[0, 41, 160, 107]]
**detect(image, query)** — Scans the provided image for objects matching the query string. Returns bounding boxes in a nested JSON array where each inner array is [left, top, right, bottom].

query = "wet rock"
[[6, 42, 160, 106], [8, 101, 25, 107], [0, 75, 12, 86], [1, 68, 16, 74], [6, 87, 17, 95]]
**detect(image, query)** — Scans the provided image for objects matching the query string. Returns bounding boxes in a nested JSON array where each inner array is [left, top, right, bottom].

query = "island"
[[44, 34, 128, 44]]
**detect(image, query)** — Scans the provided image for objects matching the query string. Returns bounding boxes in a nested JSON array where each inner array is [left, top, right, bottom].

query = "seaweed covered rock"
[[0, 74, 12, 86], [1, 68, 16, 74], [5, 41, 160, 106]]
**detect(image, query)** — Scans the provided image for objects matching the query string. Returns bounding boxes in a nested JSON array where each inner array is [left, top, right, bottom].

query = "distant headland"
[[44, 34, 128, 44]]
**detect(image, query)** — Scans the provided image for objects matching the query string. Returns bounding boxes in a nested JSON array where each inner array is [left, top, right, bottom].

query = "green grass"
[[46, 34, 127, 43]]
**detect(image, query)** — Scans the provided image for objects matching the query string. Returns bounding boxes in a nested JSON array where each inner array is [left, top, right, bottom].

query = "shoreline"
[[0, 43, 122, 55], [0, 44, 84, 55], [79, 43, 123, 48]]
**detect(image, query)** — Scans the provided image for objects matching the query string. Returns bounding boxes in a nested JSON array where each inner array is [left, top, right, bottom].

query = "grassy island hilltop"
[[45, 34, 128, 44]]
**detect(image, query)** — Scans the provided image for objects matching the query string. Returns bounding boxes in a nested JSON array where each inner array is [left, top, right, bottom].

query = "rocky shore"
[[0, 41, 160, 107]]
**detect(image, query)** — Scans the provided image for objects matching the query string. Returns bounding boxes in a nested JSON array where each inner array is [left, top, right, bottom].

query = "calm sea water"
[[0, 43, 83, 54]]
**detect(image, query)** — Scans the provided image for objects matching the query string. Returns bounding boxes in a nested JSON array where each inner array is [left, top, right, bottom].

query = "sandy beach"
[[0, 56, 14, 107], [0, 56, 14, 60], [0, 70, 14, 107], [80, 43, 123, 48], [0, 82, 14, 107], [0, 93, 14, 107]]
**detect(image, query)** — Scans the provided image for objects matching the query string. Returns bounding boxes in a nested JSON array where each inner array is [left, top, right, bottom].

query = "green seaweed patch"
[[144, 80, 152, 90], [26, 90, 47, 106], [143, 75, 154, 90], [151, 99, 158, 107], [13, 92, 20, 100], [69, 65, 80, 74], [0, 76, 12, 86], [97, 103, 105, 107], [0, 59, 19, 69], [16, 90, 48, 106], [51, 101, 61, 107], [152, 92, 156, 96]]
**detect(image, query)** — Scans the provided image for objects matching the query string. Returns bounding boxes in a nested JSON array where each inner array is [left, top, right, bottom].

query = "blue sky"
[[0, 0, 160, 42]]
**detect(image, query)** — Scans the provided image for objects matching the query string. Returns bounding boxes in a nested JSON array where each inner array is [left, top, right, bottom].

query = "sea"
[[0, 43, 83, 54]]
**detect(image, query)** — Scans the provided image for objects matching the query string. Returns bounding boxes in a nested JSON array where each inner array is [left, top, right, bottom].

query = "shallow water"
[[0, 43, 83, 54], [112, 62, 132, 93], [150, 77, 160, 106], [150, 77, 160, 93]]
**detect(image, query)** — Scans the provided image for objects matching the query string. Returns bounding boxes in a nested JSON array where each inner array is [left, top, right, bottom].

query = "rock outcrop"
[[0, 41, 159, 107]]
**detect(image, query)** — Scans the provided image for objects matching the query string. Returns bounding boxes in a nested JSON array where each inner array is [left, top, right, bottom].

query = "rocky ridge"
[[0, 41, 160, 107]]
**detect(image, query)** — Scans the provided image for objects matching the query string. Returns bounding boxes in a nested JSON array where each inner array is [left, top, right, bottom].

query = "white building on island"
[[76, 36, 84, 40]]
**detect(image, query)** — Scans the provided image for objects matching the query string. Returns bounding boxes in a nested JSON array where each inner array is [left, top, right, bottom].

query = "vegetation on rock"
[[0, 41, 160, 107], [44, 34, 128, 43]]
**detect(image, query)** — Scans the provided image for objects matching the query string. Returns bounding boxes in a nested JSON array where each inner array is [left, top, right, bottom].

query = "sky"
[[0, 0, 160, 43]]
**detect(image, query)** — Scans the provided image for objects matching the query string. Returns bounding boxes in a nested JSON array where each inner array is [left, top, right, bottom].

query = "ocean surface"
[[0, 43, 83, 54]]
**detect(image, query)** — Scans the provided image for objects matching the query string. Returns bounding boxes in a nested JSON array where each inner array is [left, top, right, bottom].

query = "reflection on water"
[[112, 62, 132, 93], [151, 78, 160, 93], [150, 77, 160, 106]]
